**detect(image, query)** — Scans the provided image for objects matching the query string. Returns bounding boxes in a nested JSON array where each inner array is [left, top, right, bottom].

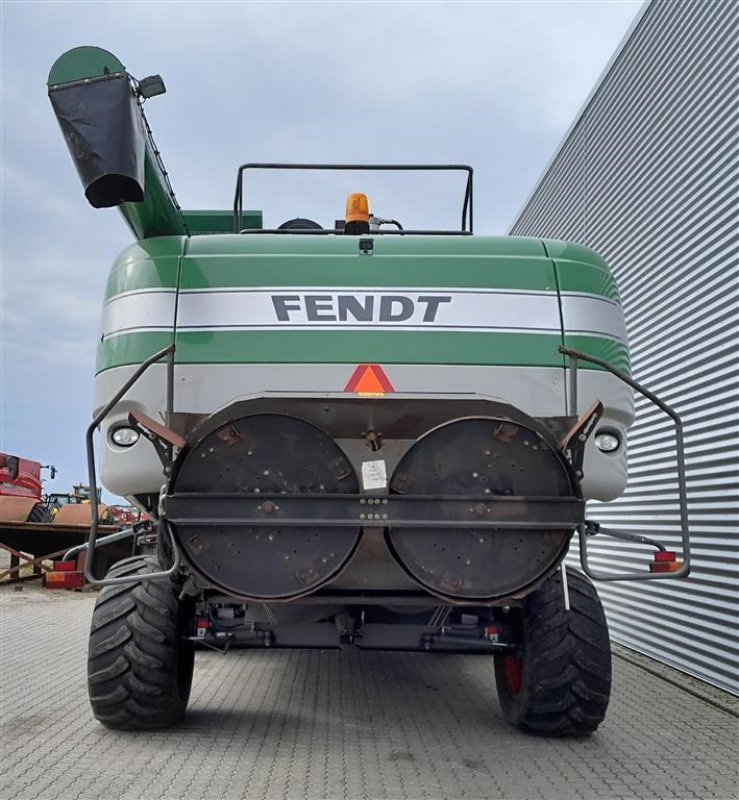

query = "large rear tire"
[[27, 503, 52, 523], [87, 556, 194, 730], [494, 567, 611, 736]]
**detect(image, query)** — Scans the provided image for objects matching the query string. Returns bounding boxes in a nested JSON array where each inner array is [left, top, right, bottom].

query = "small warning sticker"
[[361, 460, 387, 491]]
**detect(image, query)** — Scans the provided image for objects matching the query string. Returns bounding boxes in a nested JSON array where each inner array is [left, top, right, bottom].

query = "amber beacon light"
[[344, 192, 370, 234]]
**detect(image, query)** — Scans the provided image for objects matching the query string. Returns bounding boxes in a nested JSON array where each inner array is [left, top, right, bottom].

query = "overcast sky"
[[0, 0, 641, 500]]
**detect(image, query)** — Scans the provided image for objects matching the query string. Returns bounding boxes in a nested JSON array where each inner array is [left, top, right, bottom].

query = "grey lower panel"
[[95, 363, 631, 501]]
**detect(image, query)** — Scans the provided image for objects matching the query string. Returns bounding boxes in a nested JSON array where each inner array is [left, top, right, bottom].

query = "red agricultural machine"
[[0, 452, 142, 585], [0, 453, 55, 523]]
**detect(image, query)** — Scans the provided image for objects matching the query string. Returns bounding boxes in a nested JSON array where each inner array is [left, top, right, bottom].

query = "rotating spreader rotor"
[[170, 415, 361, 600], [387, 417, 577, 601]]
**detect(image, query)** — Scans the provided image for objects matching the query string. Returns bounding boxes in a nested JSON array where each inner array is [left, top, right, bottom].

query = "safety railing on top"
[[232, 163, 474, 235]]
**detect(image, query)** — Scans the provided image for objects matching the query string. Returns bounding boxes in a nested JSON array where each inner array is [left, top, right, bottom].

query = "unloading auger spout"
[[47, 46, 187, 240]]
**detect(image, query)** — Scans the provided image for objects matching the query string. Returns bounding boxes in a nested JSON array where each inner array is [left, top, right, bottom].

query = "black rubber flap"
[[171, 414, 360, 600], [49, 75, 145, 208], [387, 418, 575, 601]]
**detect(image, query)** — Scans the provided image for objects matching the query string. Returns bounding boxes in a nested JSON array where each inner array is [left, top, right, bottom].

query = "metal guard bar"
[[85, 345, 181, 586], [63, 526, 138, 562], [233, 163, 474, 234], [165, 493, 584, 530], [559, 345, 691, 581], [238, 229, 473, 236]]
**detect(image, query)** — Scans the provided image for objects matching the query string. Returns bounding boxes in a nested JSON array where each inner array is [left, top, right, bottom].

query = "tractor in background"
[[46, 484, 143, 526], [0, 454, 142, 585]]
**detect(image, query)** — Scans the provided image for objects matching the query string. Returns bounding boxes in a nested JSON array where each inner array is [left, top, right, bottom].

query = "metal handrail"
[[63, 526, 138, 562], [232, 163, 474, 235], [559, 345, 691, 581], [84, 345, 181, 585]]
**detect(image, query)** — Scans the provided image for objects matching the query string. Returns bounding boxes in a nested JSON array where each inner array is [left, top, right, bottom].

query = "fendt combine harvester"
[[49, 47, 691, 735]]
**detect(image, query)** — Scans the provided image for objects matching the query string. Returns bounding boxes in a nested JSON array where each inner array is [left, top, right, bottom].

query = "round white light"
[[111, 426, 140, 447], [594, 432, 620, 453]]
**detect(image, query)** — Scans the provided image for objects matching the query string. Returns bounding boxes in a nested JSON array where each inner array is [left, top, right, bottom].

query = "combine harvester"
[[48, 47, 691, 734]]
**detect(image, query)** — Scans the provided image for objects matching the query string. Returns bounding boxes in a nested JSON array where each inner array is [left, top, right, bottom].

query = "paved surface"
[[1, 585, 737, 800]]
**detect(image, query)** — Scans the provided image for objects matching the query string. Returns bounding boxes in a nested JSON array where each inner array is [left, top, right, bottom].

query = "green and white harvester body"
[[50, 47, 691, 735]]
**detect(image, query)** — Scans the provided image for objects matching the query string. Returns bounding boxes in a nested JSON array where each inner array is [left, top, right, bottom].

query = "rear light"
[[594, 431, 621, 453], [111, 426, 140, 447], [649, 551, 681, 573], [484, 625, 499, 643], [45, 563, 84, 589]]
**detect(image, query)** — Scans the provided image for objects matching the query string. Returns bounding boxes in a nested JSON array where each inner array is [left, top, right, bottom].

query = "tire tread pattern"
[[495, 568, 611, 736], [27, 503, 52, 523], [87, 556, 194, 730]]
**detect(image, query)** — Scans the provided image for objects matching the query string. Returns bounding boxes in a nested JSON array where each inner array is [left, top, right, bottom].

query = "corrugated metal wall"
[[510, 0, 738, 694]]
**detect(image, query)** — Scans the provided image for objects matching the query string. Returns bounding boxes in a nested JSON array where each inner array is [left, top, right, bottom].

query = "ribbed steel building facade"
[[510, 0, 738, 694]]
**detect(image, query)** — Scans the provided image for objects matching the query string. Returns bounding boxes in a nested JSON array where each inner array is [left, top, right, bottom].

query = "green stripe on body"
[[96, 332, 174, 372], [97, 329, 628, 373], [101, 236, 620, 303], [563, 335, 631, 375], [185, 234, 548, 258], [555, 261, 621, 302], [103, 239, 183, 301], [179, 254, 559, 293], [172, 330, 565, 365], [542, 228, 620, 302]]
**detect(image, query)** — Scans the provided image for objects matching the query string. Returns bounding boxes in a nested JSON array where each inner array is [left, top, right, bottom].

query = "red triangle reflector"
[[344, 364, 394, 395]]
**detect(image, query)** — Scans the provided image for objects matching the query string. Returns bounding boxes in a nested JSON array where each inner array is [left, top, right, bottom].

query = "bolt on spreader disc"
[[170, 414, 360, 600], [387, 417, 576, 601]]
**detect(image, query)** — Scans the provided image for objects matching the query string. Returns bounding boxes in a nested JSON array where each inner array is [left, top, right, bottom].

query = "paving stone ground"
[[1, 585, 737, 800]]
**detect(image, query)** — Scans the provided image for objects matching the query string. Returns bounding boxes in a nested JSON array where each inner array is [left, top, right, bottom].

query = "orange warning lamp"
[[346, 193, 370, 222], [344, 193, 370, 234]]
